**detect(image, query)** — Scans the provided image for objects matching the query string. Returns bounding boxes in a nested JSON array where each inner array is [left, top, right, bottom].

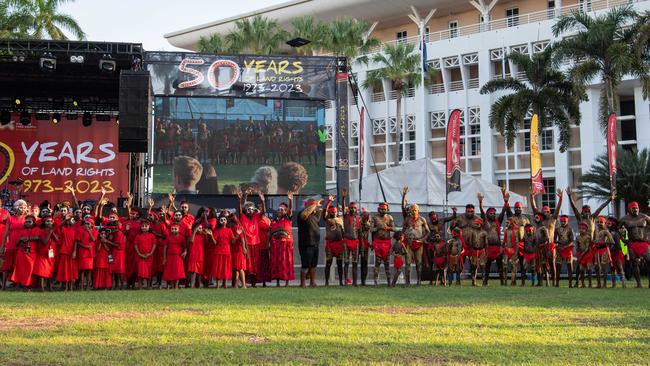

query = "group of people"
[[1, 183, 650, 291]]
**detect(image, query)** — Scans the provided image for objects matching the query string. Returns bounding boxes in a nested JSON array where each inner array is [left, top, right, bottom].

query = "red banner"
[[607, 112, 617, 192], [0, 113, 129, 204], [446, 109, 462, 193], [530, 114, 545, 195]]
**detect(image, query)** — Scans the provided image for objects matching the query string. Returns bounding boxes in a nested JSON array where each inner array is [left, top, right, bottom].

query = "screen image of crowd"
[[152, 97, 326, 195], [1, 184, 649, 291]]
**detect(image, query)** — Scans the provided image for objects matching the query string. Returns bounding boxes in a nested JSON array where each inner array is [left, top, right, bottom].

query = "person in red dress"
[[162, 224, 187, 289], [270, 192, 295, 287], [187, 224, 209, 288], [0, 198, 9, 288], [146, 206, 168, 289], [33, 216, 57, 291], [10, 215, 40, 289], [93, 228, 113, 290], [237, 189, 265, 287], [56, 214, 78, 291], [105, 214, 125, 289], [210, 216, 236, 288], [75, 217, 97, 290], [134, 219, 157, 289], [1, 200, 27, 289], [229, 215, 247, 289], [257, 208, 272, 287]]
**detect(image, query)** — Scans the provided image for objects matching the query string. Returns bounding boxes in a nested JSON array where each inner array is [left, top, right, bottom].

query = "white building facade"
[[166, 0, 650, 212]]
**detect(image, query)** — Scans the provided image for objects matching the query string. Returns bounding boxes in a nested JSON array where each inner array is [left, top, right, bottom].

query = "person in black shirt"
[[297, 197, 323, 287]]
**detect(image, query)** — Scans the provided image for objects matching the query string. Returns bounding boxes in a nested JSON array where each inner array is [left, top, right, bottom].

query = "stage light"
[[14, 98, 21, 108], [70, 55, 85, 63], [0, 111, 10, 125], [12, 54, 25, 62], [52, 113, 61, 124], [20, 111, 30, 126], [99, 54, 115, 72], [286, 37, 311, 48], [72, 99, 79, 108], [40, 52, 56, 71], [82, 112, 92, 127]]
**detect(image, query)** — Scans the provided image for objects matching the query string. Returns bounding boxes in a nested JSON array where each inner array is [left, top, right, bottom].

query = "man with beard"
[[371, 203, 394, 286], [502, 217, 521, 286], [447, 227, 464, 285], [237, 189, 265, 287], [566, 187, 613, 239], [554, 215, 575, 287], [451, 203, 479, 281], [324, 196, 345, 286], [341, 189, 361, 286], [593, 216, 613, 288], [618, 201, 650, 288], [477, 193, 507, 286], [466, 218, 487, 287], [529, 189, 563, 286], [400, 187, 430, 286], [606, 217, 626, 288]]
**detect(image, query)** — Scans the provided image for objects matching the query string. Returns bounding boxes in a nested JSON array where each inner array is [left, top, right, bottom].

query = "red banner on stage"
[[607, 112, 617, 192], [446, 109, 462, 193], [0, 113, 129, 204]]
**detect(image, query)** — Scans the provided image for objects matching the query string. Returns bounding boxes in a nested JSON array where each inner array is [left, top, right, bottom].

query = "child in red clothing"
[[162, 224, 187, 289], [211, 215, 237, 288], [75, 217, 97, 290], [187, 225, 209, 288], [94, 228, 113, 290], [33, 216, 57, 291], [134, 220, 157, 289]]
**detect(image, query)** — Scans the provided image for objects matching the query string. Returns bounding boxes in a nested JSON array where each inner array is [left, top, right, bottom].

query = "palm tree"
[[225, 15, 288, 55], [0, 0, 31, 38], [197, 33, 229, 54], [479, 47, 584, 152], [8, 0, 85, 40], [552, 5, 649, 131], [581, 148, 650, 213], [289, 16, 328, 56], [362, 42, 430, 165], [322, 18, 379, 65]]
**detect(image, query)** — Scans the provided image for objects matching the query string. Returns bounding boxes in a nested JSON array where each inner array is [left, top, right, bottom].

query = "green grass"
[[1, 284, 649, 365], [152, 162, 326, 194]]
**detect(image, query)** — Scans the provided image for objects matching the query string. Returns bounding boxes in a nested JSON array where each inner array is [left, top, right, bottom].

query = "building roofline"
[[163, 0, 312, 39]]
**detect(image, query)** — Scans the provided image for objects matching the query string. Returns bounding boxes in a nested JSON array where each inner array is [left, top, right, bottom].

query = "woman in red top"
[[1, 200, 27, 289], [187, 224, 208, 288], [229, 216, 247, 289], [33, 216, 57, 291], [269, 197, 295, 287], [134, 220, 157, 289], [10, 215, 40, 289], [211, 215, 235, 288], [162, 224, 187, 289], [147, 211, 168, 289], [56, 214, 78, 291], [75, 218, 97, 290], [93, 228, 113, 289], [105, 214, 125, 289]]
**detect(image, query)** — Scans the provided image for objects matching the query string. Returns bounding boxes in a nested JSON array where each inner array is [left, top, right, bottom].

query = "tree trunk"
[[394, 92, 402, 166]]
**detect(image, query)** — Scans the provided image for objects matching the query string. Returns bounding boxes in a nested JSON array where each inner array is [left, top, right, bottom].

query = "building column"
[[553, 124, 570, 213], [477, 48, 495, 183], [469, 0, 498, 31], [634, 86, 650, 149]]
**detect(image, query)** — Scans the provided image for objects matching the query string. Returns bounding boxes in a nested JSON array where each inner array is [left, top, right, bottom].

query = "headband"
[[628, 202, 639, 210], [514, 202, 522, 208], [541, 205, 550, 212]]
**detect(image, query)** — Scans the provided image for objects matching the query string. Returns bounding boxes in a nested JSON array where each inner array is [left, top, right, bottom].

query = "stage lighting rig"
[[12, 53, 25, 62], [52, 113, 61, 124], [40, 52, 56, 71], [20, 111, 30, 126], [13, 98, 21, 110], [99, 54, 116, 72], [70, 55, 85, 63], [82, 112, 92, 127]]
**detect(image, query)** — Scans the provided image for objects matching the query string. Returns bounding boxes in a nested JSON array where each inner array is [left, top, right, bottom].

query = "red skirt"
[[77, 257, 94, 271], [393, 255, 404, 269], [361, 239, 370, 249], [33, 255, 54, 279], [346, 239, 359, 252], [270, 237, 294, 281], [373, 238, 391, 261], [522, 252, 537, 263], [93, 268, 112, 289], [246, 243, 260, 276], [56, 254, 78, 282], [187, 242, 204, 274], [611, 251, 625, 266], [434, 256, 446, 268], [231, 246, 247, 271], [558, 246, 574, 260], [578, 251, 594, 267], [136, 256, 153, 279], [1, 248, 16, 272], [162, 254, 186, 281], [256, 246, 270, 282], [504, 247, 517, 259], [210, 254, 232, 280], [628, 241, 649, 258], [110, 249, 125, 274], [326, 240, 345, 257], [10, 250, 35, 286], [408, 240, 423, 251], [487, 245, 502, 261]]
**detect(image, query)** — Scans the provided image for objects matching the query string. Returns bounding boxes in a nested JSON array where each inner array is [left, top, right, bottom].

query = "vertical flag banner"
[[607, 112, 617, 192], [358, 106, 365, 194], [530, 113, 545, 195], [420, 33, 429, 73], [446, 109, 462, 193]]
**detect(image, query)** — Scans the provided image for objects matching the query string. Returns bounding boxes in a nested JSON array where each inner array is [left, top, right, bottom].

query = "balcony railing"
[[467, 78, 479, 89], [492, 73, 512, 80], [371, 92, 385, 103], [514, 71, 528, 81], [449, 80, 464, 92], [429, 83, 445, 94]]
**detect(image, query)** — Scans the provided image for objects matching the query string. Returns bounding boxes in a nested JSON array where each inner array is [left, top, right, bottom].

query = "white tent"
[[349, 158, 526, 212]]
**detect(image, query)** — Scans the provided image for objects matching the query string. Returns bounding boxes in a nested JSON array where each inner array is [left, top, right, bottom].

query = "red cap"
[[327, 206, 337, 213], [378, 202, 388, 209], [514, 202, 522, 208], [628, 202, 639, 210], [541, 205, 551, 213], [578, 222, 588, 229], [486, 207, 496, 214], [525, 225, 535, 232], [597, 216, 606, 223], [559, 216, 569, 222]]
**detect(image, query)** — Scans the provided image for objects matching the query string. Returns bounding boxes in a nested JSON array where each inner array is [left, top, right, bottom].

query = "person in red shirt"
[[1, 200, 27, 289], [187, 224, 208, 288], [237, 190, 265, 287], [94, 228, 113, 290], [257, 209, 272, 287], [162, 224, 187, 289], [269, 193, 294, 287], [75, 217, 97, 290], [134, 219, 157, 289], [33, 216, 57, 291], [229, 215, 247, 289], [211, 215, 236, 288], [105, 214, 125, 289], [56, 214, 78, 291], [122, 210, 141, 289], [10, 215, 39, 289], [146, 208, 168, 289]]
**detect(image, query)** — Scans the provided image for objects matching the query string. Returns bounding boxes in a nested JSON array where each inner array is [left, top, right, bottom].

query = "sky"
[[59, 0, 288, 51]]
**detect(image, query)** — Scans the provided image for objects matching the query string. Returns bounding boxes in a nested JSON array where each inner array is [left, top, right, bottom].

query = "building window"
[[448, 21, 458, 38], [506, 8, 519, 27], [396, 30, 408, 44], [541, 179, 556, 210], [579, 0, 593, 12], [547, 1, 556, 19], [430, 111, 446, 129], [541, 129, 553, 151], [470, 137, 481, 156]]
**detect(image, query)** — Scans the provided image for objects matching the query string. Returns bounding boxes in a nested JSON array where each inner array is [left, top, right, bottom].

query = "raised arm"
[[94, 187, 107, 217], [593, 192, 615, 217], [237, 189, 245, 216], [477, 192, 485, 218], [341, 189, 348, 215], [565, 187, 580, 221], [441, 207, 457, 224], [167, 192, 177, 212], [529, 187, 539, 215], [69, 185, 80, 209], [553, 189, 563, 220], [401, 186, 409, 218], [287, 191, 293, 217], [126, 192, 134, 213], [258, 191, 266, 215]]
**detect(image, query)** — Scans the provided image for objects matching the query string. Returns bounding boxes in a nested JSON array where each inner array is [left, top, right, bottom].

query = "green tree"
[[197, 33, 228, 54], [362, 42, 433, 165], [9, 0, 85, 40], [0, 0, 31, 38], [581, 148, 650, 213], [322, 18, 379, 65], [552, 5, 649, 131], [479, 47, 584, 152], [289, 16, 328, 56], [225, 15, 288, 55]]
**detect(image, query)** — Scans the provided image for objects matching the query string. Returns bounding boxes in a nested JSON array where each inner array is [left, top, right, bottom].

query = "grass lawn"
[[152, 162, 326, 194], [0, 284, 649, 365]]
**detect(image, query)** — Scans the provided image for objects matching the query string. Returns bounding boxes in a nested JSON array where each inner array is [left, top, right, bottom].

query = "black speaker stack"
[[118, 70, 150, 153]]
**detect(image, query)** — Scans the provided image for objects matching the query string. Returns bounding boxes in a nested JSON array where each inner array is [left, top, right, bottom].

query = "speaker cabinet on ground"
[[119, 70, 150, 153]]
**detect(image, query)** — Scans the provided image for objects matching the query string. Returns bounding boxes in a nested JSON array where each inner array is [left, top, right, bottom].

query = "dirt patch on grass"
[[248, 335, 270, 344], [0, 311, 145, 331]]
